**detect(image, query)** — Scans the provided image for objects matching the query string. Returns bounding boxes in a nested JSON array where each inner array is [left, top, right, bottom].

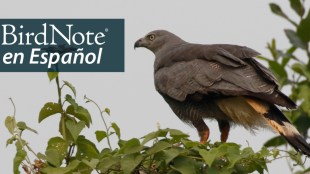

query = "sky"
[[0, 0, 309, 173]]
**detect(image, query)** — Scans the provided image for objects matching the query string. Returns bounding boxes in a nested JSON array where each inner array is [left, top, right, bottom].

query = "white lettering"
[[50, 24, 73, 45], [95, 32, 105, 45], [35, 23, 48, 45], [61, 52, 72, 64], [3, 52, 13, 64], [2, 24, 17, 45], [30, 48, 40, 64], [48, 53, 60, 68]]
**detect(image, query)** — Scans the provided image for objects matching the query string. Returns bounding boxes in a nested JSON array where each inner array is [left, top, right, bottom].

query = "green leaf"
[[287, 46, 297, 54], [38, 149, 60, 167], [5, 116, 15, 134], [272, 38, 276, 50], [118, 139, 127, 148], [260, 146, 271, 158], [47, 68, 59, 82], [82, 158, 99, 169], [282, 57, 290, 67], [38, 102, 62, 123], [66, 120, 85, 142], [291, 63, 310, 79], [297, 11, 310, 43], [267, 41, 277, 60], [13, 150, 27, 174], [264, 135, 286, 147], [76, 135, 99, 160], [120, 154, 143, 174], [256, 56, 271, 62], [97, 156, 120, 173], [254, 159, 268, 173], [104, 108, 110, 115], [172, 156, 197, 174], [167, 170, 181, 174], [72, 159, 92, 172], [118, 138, 140, 154], [206, 165, 220, 174], [66, 94, 78, 110], [246, 160, 265, 174], [59, 116, 75, 143], [284, 29, 306, 49], [111, 123, 120, 139], [199, 148, 218, 167], [41, 160, 81, 174], [16, 121, 28, 130], [269, 3, 297, 26], [46, 137, 68, 164], [289, 150, 304, 168], [66, 105, 92, 127], [163, 148, 181, 164], [293, 108, 310, 137], [240, 147, 254, 158], [226, 146, 241, 169], [17, 121, 38, 134], [141, 131, 156, 145], [219, 166, 235, 174], [99, 148, 111, 159], [95, 131, 107, 143], [269, 60, 287, 87], [271, 148, 280, 159], [216, 144, 228, 157], [15, 139, 27, 151], [141, 129, 168, 145], [46, 149, 61, 167], [146, 141, 171, 155], [269, 61, 287, 77], [169, 129, 189, 139], [289, 0, 305, 17], [158, 128, 169, 137], [269, 3, 288, 18], [63, 80, 76, 98], [182, 140, 200, 148], [124, 145, 144, 154], [6, 136, 16, 147]]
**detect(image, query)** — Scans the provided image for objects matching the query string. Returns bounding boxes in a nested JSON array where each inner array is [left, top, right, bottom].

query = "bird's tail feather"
[[245, 97, 310, 156]]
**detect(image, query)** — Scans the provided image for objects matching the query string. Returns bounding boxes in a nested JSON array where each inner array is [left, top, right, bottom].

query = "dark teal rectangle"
[[0, 19, 124, 72]]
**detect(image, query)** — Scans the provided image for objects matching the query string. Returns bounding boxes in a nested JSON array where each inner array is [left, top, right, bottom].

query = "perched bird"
[[134, 30, 310, 155]]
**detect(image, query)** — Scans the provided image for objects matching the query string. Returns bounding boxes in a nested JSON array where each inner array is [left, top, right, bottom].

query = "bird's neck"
[[153, 42, 188, 72]]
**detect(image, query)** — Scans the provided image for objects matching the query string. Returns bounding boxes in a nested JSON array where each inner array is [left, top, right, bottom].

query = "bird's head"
[[134, 30, 185, 54]]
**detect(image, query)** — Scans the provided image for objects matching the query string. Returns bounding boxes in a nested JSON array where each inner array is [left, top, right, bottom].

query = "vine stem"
[[55, 69, 66, 142], [66, 145, 73, 166], [306, 43, 310, 68], [85, 96, 112, 150], [54, 65, 70, 167], [9, 98, 36, 174]]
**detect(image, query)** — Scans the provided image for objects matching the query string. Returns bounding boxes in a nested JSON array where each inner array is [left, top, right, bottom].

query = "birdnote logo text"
[[2, 23, 105, 68], [0, 19, 124, 72]]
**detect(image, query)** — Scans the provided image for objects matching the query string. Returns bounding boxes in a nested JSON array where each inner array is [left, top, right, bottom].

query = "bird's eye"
[[149, 35, 155, 41]]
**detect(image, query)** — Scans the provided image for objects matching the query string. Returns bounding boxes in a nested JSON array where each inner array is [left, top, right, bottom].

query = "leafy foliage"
[[4, 2, 310, 173], [6, 69, 294, 174], [258, 0, 310, 173]]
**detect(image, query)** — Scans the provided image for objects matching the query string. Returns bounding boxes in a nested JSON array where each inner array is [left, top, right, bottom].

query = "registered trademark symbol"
[[105, 28, 108, 32]]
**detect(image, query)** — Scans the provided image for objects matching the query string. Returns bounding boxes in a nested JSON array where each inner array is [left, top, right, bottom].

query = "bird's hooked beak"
[[134, 38, 142, 50]]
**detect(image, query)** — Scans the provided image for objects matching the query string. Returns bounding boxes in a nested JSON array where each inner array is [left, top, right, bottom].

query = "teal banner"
[[0, 19, 124, 72]]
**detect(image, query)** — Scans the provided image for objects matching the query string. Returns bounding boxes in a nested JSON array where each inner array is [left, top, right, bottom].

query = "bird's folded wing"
[[154, 44, 296, 108]]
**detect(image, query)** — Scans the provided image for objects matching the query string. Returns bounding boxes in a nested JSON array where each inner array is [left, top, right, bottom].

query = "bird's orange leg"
[[192, 119, 210, 144], [199, 129, 210, 144], [218, 120, 230, 142]]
